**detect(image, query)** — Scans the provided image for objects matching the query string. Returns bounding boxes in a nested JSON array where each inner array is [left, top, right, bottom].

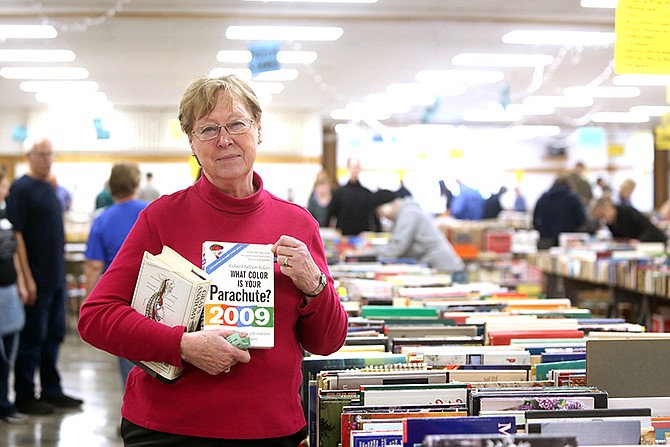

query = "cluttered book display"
[[303, 258, 670, 447]]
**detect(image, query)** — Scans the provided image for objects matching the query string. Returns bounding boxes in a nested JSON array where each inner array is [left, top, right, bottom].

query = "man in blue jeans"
[[6, 138, 83, 415]]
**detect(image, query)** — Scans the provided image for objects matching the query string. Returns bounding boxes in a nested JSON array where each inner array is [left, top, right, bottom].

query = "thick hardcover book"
[[422, 434, 578, 447], [469, 388, 608, 417], [321, 369, 449, 391], [202, 241, 274, 348], [487, 330, 584, 346], [318, 389, 361, 447], [402, 415, 517, 447], [130, 245, 211, 383], [404, 348, 531, 367], [448, 370, 531, 383], [361, 306, 440, 319], [391, 336, 484, 354]]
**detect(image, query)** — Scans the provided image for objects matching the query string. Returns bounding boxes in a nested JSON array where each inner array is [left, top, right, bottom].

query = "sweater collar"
[[194, 171, 266, 214]]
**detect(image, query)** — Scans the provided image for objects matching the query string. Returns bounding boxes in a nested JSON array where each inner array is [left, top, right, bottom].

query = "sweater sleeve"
[[296, 229, 348, 355], [78, 211, 186, 368]]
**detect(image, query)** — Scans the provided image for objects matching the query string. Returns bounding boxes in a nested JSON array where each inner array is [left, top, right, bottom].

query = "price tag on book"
[[202, 242, 275, 348]]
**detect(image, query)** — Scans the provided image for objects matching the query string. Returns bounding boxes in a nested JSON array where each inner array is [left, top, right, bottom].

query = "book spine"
[[187, 283, 209, 332]]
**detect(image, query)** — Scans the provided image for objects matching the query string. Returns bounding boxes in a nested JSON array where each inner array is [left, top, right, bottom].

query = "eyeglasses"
[[192, 118, 254, 141]]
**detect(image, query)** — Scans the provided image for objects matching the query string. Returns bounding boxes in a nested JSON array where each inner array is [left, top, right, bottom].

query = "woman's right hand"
[[180, 329, 251, 375]]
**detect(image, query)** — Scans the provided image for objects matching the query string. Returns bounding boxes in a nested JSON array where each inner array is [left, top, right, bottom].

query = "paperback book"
[[403, 415, 517, 447], [201, 241, 274, 348], [359, 383, 468, 407], [130, 245, 211, 383]]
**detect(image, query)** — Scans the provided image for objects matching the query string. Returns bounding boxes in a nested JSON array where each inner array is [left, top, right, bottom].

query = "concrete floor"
[[2, 332, 124, 447]]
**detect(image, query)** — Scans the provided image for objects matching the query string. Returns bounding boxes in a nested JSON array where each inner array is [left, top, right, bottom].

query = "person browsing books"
[[365, 189, 464, 272], [591, 196, 667, 244], [77, 75, 348, 446]]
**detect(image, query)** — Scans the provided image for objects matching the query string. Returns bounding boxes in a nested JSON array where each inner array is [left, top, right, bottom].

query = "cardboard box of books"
[[130, 246, 211, 383], [202, 241, 275, 348]]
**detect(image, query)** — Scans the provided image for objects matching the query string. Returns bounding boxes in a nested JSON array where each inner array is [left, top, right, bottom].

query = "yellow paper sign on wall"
[[614, 0, 670, 74], [656, 126, 670, 150], [449, 148, 464, 159], [608, 144, 625, 156]]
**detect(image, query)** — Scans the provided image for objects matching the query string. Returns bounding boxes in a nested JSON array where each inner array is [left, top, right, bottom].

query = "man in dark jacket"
[[591, 196, 667, 243], [533, 176, 587, 248], [483, 186, 507, 219], [326, 157, 377, 236]]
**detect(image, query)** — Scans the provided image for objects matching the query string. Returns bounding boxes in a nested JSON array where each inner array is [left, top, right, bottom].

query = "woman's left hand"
[[272, 235, 322, 296]]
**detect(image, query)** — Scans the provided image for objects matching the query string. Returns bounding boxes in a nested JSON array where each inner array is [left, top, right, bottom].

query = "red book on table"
[[487, 329, 584, 346]]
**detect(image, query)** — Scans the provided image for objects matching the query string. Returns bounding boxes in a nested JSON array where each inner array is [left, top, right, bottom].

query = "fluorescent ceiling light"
[[388, 82, 465, 100], [563, 86, 640, 98], [523, 95, 594, 108], [612, 74, 670, 86], [35, 91, 107, 104], [407, 124, 455, 132], [416, 69, 504, 84], [385, 84, 437, 106], [629, 106, 670, 117], [427, 84, 468, 97], [506, 103, 556, 116], [47, 99, 113, 112], [502, 30, 616, 46], [209, 67, 251, 78], [509, 125, 561, 137], [244, 0, 377, 2], [217, 50, 318, 64], [0, 24, 57, 39], [452, 53, 553, 67], [248, 81, 285, 95], [0, 49, 75, 62], [217, 50, 251, 63], [225, 26, 343, 41], [591, 112, 649, 123], [581, 0, 617, 8], [254, 68, 299, 81], [462, 110, 523, 122], [20, 80, 99, 92], [209, 67, 298, 81], [0, 67, 89, 80], [330, 102, 391, 121], [277, 51, 318, 64], [363, 93, 411, 114]]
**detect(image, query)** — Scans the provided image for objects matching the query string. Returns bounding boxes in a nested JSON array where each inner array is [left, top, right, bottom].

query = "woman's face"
[[189, 90, 260, 195]]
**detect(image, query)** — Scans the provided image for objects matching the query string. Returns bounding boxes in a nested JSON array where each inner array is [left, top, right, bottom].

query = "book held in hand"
[[130, 245, 212, 383], [202, 241, 275, 348]]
